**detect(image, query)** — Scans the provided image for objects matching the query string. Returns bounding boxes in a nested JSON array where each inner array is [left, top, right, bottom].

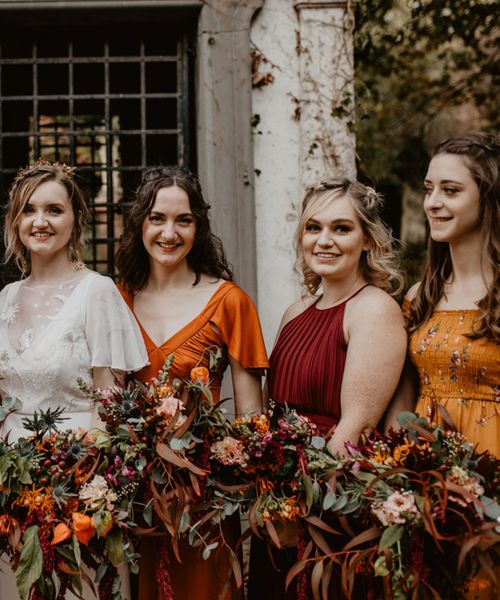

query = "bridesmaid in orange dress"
[[115, 165, 269, 600], [387, 132, 499, 455], [386, 132, 499, 599]]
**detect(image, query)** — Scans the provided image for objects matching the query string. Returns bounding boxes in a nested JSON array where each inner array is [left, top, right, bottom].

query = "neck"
[[320, 272, 367, 307], [29, 251, 79, 285], [145, 259, 196, 292], [448, 233, 491, 286]]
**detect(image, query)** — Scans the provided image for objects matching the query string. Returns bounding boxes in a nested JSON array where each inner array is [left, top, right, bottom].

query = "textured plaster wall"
[[251, 0, 356, 351]]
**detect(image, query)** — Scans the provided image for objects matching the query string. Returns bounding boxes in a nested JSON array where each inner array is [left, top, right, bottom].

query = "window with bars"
[[0, 22, 195, 285]]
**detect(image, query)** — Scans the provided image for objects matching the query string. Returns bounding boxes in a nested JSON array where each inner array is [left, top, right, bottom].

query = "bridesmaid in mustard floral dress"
[[387, 131, 499, 458]]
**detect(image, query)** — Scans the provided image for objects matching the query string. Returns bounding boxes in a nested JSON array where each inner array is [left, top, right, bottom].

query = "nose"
[[317, 228, 333, 246], [160, 221, 177, 239], [424, 188, 444, 211], [33, 211, 48, 227]]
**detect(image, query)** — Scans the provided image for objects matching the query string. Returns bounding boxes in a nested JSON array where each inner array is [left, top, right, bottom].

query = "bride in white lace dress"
[[0, 161, 148, 599]]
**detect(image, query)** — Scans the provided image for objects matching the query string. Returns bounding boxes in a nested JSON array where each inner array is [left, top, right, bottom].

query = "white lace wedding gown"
[[0, 269, 148, 599]]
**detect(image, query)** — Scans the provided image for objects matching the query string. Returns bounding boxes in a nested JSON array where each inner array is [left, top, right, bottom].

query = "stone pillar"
[[294, 0, 356, 187], [252, 0, 356, 349], [197, 0, 265, 301]]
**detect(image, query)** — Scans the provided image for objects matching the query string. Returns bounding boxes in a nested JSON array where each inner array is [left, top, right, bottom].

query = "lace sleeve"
[[85, 275, 148, 372]]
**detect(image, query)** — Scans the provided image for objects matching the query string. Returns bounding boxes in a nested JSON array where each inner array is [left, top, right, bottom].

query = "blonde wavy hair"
[[4, 160, 90, 273], [295, 178, 404, 296]]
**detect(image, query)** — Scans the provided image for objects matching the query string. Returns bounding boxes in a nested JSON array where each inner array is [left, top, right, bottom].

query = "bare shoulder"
[[346, 286, 404, 324], [281, 295, 317, 329]]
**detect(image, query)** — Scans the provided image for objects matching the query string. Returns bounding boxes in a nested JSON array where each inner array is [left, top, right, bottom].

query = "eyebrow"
[[149, 210, 193, 217], [424, 179, 463, 185], [307, 217, 355, 224], [25, 201, 66, 207]]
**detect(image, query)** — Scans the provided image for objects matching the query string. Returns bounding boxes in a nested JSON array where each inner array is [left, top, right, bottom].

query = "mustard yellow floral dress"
[[407, 307, 499, 457]]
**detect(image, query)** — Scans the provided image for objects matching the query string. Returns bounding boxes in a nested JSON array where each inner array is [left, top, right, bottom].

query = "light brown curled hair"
[[407, 132, 500, 341], [295, 178, 404, 296], [4, 160, 90, 273]]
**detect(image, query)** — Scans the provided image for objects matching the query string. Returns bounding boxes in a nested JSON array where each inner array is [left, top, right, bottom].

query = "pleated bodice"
[[268, 298, 349, 432]]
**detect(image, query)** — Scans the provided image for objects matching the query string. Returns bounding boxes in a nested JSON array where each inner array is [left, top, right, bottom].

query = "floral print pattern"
[[407, 307, 499, 456]]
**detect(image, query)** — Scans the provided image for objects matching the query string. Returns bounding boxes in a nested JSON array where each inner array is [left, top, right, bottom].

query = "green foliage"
[[16, 526, 43, 600], [354, 0, 499, 184]]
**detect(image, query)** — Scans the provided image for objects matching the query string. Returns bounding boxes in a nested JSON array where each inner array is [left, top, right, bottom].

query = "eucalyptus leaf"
[[202, 541, 219, 560], [311, 436, 326, 449], [322, 490, 337, 511], [331, 494, 348, 512], [143, 500, 153, 527], [480, 496, 500, 520], [170, 436, 191, 451]]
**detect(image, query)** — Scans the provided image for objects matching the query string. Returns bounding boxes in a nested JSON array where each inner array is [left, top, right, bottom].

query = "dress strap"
[[313, 283, 371, 310], [345, 283, 370, 303]]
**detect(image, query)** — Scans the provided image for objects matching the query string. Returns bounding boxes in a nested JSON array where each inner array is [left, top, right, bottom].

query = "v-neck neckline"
[[130, 281, 232, 351]]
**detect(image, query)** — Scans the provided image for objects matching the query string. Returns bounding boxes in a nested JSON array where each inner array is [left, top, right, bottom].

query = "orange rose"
[[52, 522, 72, 545], [190, 366, 209, 386], [72, 512, 95, 545]]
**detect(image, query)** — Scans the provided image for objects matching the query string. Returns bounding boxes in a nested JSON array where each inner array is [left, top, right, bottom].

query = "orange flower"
[[13, 486, 55, 515], [158, 384, 172, 398], [52, 522, 72, 545], [191, 366, 210, 385], [252, 414, 270, 434], [0, 514, 17, 536], [72, 512, 95, 545]]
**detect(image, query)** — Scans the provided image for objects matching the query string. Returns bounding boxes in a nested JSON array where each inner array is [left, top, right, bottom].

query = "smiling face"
[[18, 180, 75, 260], [301, 194, 369, 283], [142, 185, 196, 269], [423, 153, 481, 245]]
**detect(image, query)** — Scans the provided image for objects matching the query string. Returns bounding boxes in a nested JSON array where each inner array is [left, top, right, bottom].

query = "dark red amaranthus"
[[157, 538, 174, 600], [296, 527, 310, 600], [39, 525, 55, 574], [98, 566, 117, 600]]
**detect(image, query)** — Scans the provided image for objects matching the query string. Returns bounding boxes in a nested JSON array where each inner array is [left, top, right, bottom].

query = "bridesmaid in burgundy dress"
[[248, 178, 407, 599]]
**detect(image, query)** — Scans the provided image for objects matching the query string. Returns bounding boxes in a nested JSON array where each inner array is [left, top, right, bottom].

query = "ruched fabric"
[[268, 298, 348, 433]]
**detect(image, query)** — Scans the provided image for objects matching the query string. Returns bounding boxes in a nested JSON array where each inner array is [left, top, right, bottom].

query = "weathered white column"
[[295, 0, 356, 187], [252, 0, 356, 350]]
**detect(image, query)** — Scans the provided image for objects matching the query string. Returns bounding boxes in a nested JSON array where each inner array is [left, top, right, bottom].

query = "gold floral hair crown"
[[12, 159, 76, 187]]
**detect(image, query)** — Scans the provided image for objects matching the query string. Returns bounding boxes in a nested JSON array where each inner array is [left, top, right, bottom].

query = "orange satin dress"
[[119, 281, 269, 600]]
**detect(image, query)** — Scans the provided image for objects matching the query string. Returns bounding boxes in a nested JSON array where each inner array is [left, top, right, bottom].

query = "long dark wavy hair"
[[407, 132, 500, 341], [116, 165, 233, 292]]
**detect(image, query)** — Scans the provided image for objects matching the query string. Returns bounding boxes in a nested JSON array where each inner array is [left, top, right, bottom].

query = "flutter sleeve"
[[211, 284, 269, 371], [85, 275, 149, 371]]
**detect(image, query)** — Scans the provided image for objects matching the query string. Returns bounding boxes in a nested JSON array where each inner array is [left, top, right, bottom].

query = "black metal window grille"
[[0, 24, 194, 283]]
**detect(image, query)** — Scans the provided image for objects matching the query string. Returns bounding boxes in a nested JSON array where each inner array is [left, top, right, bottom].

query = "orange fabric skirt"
[[138, 515, 243, 600]]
